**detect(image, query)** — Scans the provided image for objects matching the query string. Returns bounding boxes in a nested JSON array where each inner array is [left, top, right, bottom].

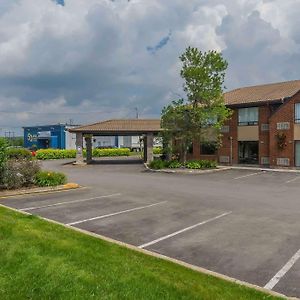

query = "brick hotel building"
[[193, 80, 300, 168]]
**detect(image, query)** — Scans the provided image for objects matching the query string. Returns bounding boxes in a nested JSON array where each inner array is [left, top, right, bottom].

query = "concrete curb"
[[0, 203, 295, 300], [144, 163, 231, 174], [224, 166, 300, 174], [0, 183, 81, 198]]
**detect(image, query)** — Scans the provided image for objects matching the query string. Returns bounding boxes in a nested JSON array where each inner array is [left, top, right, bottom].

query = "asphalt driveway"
[[1, 158, 300, 298]]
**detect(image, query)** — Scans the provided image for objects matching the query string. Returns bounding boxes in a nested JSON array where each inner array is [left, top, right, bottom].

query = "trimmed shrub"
[[2, 159, 41, 189], [35, 171, 67, 187], [7, 148, 32, 160], [149, 159, 167, 170], [185, 160, 217, 169], [153, 147, 162, 155], [167, 160, 182, 168], [92, 148, 130, 157], [36, 148, 131, 160], [36, 149, 76, 160]]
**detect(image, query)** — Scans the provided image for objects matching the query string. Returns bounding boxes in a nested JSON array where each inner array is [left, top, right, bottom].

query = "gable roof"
[[69, 119, 161, 134], [224, 80, 300, 106]]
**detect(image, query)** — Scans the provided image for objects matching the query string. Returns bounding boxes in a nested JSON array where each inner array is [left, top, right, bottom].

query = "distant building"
[[23, 124, 79, 150]]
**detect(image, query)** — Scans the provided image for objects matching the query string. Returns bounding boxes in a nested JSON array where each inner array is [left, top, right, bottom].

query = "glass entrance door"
[[238, 141, 259, 164], [296, 141, 300, 167]]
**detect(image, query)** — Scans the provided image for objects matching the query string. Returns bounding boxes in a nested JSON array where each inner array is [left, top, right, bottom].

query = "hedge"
[[149, 159, 217, 170], [36, 148, 130, 160], [7, 148, 33, 160]]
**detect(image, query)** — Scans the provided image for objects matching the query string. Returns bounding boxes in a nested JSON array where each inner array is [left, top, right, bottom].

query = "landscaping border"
[[0, 203, 295, 300], [144, 163, 231, 174], [0, 183, 81, 198]]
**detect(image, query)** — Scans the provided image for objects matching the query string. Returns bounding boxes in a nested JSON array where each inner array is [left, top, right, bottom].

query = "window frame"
[[295, 103, 300, 123], [238, 107, 259, 126]]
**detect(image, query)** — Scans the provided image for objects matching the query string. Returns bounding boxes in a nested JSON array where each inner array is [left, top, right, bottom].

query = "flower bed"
[[149, 159, 217, 170]]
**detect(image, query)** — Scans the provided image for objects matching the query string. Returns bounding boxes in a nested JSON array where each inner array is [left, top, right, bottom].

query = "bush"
[[167, 160, 182, 168], [7, 148, 32, 160], [92, 148, 130, 157], [2, 159, 41, 189], [36, 149, 76, 160], [35, 171, 67, 187], [185, 160, 217, 169], [36, 148, 131, 160], [153, 147, 162, 155], [0, 138, 8, 186], [149, 159, 167, 170]]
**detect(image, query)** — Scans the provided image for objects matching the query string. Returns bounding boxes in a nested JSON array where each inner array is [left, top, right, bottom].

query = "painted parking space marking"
[[67, 201, 167, 226], [20, 193, 121, 211], [233, 171, 265, 180], [285, 176, 300, 184], [138, 211, 232, 249], [264, 248, 300, 290]]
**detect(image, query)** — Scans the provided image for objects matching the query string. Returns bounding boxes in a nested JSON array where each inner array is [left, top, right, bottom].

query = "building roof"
[[224, 80, 300, 106], [69, 119, 162, 134]]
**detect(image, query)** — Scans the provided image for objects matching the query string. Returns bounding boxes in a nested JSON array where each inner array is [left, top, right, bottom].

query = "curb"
[[0, 203, 295, 300], [144, 163, 231, 174], [0, 183, 81, 198], [225, 166, 300, 174]]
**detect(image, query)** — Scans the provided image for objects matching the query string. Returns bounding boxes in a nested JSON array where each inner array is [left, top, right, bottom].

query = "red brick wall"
[[259, 106, 272, 164], [269, 92, 300, 167], [217, 109, 238, 164]]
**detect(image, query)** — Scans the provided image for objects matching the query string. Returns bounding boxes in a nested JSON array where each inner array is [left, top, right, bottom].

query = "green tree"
[[161, 47, 231, 162]]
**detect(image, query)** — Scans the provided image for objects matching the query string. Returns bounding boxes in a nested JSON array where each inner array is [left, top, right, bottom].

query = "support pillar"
[[146, 133, 154, 163], [85, 135, 93, 164], [143, 135, 147, 163], [75, 132, 84, 164]]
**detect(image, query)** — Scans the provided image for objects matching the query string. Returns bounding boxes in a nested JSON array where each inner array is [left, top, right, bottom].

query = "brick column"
[[85, 135, 93, 164], [146, 133, 154, 163], [75, 132, 84, 164]]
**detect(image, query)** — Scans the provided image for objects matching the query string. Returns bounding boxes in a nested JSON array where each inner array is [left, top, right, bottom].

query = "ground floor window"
[[238, 141, 259, 164], [200, 142, 217, 155], [296, 141, 300, 167]]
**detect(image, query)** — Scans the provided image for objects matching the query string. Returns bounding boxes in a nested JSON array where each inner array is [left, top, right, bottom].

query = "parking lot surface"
[[1, 158, 300, 298]]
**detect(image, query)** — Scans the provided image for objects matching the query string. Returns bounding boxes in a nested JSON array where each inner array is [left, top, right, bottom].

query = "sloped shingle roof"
[[69, 119, 161, 133], [224, 80, 300, 106]]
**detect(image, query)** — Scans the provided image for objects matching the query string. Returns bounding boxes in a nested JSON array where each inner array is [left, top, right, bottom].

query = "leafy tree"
[[161, 47, 231, 162]]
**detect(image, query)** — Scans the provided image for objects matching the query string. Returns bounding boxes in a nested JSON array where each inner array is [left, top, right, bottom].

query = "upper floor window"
[[295, 103, 300, 123], [238, 107, 258, 126]]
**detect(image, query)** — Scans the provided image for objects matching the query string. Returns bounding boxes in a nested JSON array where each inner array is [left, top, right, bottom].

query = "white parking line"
[[285, 176, 300, 184], [138, 211, 232, 249], [233, 171, 264, 180], [264, 248, 300, 290], [20, 193, 121, 211], [67, 201, 167, 226]]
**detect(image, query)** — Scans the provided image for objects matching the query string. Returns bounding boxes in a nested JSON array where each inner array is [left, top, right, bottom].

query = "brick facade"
[[193, 91, 300, 168]]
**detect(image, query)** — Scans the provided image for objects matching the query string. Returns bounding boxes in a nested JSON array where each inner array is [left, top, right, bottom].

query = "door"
[[238, 141, 259, 164], [51, 136, 58, 149], [296, 141, 300, 167]]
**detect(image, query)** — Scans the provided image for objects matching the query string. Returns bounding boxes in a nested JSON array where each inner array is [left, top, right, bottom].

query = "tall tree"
[[161, 47, 231, 162]]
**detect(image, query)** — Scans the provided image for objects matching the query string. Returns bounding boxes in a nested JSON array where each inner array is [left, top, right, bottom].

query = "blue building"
[[23, 124, 76, 149]]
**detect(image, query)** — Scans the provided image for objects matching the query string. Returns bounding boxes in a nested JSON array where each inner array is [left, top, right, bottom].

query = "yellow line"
[[0, 186, 87, 200]]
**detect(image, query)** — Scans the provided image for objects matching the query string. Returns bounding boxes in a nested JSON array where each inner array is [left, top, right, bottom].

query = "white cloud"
[[0, 0, 300, 134]]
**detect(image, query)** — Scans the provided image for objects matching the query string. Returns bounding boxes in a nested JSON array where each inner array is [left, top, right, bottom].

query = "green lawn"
[[0, 206, 282, 300]]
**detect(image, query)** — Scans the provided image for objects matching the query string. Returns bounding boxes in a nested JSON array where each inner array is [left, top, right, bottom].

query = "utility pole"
[[134, 107, 139, 119]]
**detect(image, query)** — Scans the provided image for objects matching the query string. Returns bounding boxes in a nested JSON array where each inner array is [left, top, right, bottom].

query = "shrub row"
[[35, 171, 67, 187], [36, 148, 131, 160], [7, 148, 32, 160], [149, 159, 217, 170]]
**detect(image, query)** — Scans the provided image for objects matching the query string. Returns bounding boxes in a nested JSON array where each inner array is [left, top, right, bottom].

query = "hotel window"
[[238, 107, 258, 126], [295, 103, 300, 123]]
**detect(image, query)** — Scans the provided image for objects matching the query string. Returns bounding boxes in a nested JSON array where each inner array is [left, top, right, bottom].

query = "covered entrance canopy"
[[69, 119, 162, 164]]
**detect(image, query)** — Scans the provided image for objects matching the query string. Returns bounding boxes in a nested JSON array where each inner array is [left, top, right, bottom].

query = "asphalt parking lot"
[[1, 158, 300, 298]]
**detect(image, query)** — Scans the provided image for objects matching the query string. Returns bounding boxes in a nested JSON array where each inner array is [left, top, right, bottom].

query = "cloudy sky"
[[1, 0, 300, 135]]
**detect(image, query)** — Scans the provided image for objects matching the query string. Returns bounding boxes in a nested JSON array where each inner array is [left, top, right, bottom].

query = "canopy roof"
[[69, 119, 162, 135]]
